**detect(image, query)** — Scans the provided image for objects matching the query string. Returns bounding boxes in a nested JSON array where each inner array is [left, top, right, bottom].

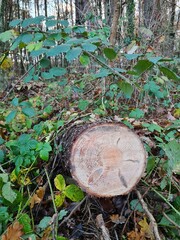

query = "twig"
[[136, 190, 161, 240], [163, 212, 180, 230], [59, 196, 87, 227], [96, 214, 111, 240]]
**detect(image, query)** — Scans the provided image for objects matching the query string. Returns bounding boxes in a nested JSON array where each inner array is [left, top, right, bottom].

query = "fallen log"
[[66, 122, 147, 197]]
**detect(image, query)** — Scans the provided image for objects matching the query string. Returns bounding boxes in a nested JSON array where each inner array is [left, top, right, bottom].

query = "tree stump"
[[69, 122, 147, 197]]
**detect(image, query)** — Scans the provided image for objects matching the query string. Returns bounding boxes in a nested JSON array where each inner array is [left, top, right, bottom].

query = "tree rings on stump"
[[69, 123, 147, 197]]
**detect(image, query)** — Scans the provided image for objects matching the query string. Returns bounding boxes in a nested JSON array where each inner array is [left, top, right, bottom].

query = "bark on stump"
[[68, 122, 147, 197]]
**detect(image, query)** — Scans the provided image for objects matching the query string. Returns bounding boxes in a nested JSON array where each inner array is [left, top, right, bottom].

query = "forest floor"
[[0, 75, 179, 240]]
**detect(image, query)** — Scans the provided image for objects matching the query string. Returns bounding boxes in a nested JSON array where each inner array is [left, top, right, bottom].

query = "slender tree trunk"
[[75, 0, 86, 25], [44, 0, 47, 17], [167, 0, 176, 56], [126, 0, 135, 41], [109, 0, 121, 45]]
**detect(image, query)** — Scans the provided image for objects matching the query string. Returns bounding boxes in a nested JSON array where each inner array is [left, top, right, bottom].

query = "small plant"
[[54, 174, 84, 207]]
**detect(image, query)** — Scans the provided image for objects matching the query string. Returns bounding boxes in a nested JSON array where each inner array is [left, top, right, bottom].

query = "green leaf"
[[41, 71, 54, 79], [0, 137, 4, 145], [163, 140, 180, 175], [5, 110, 17, 123], [130, 199, 144, 212], [0, 173, 8, 183], [11, 97, 19, 107], [9, 19, 22, 27], [47, 44, 71, 56], [124, 54, 142, 60], [118, 81, 133, 98], [0, 30, 16, 42], [58, 210, 68, 221], [142, 123, 162, 132], [38, 216, 51, 230], [93, 68, 111, 78], [49, 67, 67, 77], [21, 33, 33, 43], [64, 184, 84, 202], [19, 213, 32, 234], [130, 60, 153, 76], [0, 206, 10, 222], [59, 20, 69, 27], [79, 54, 90, 65], [159, 212, 180, 227], [55, 194, 66, 207], [40, 150, 49, 161], [40, 58, 51, 68], [103, 48, 117, 60], [0, 149, 4, 162], [22, 107, 36, 117], [2, 182, 17, 203], [57, 236, 68, 240], [78, 99, 89, 111], [81, 43, 97, 52], [129, 108, 144, 119], [65, 47, 82, 62], [159, 66, 180, 81], [147, 57, 162, 64], [54, 174, 66, 191]]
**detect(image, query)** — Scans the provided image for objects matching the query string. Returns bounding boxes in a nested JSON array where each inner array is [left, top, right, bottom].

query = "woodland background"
[[0, 1, 180, 240]]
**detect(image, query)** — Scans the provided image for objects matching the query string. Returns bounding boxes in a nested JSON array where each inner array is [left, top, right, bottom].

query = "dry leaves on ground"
[[1, 221, 24, 240]]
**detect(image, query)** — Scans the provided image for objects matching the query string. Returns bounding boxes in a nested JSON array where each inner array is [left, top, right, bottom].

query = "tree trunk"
[[75, 0, 86, 25], [126, 0, 135, 41], [109, 0, 121, 45], [168, 0, 176, 56], [66, 122, 147, 197], [44, 0, 47, 17]]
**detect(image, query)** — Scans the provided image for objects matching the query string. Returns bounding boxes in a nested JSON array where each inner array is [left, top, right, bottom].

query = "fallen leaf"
[[30, 186, 45, 208], [127, 230, 141, 240], [138, 218, 154, 239], [110, 214, 126, 224], [1, 221, 24, 240]]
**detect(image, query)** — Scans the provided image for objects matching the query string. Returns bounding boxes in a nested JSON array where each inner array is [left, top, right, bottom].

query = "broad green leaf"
[[40, 58, 51, 68], [129, 108, 144, 119], [43, 142, 52, 152], [57, 237, 68, 240], [30, 48, 47, 57], [103, 48, 117, 60], [9, 19, 22, 27], [60, 20, 69, 27], [81, 43, 97, 52], [40, 150, 49, 161], [22, 107, 36, 117], [124, 54, 142, 60], [118, 81, 133, 98], [5, 110, 17, 123], [19, 213, 32, 234], [21, 33, 33, 43], [11, 98, 19, 107], [47, 44, 71, 57], [38, 216, 51, 230], [159, 66, 180, 81], [147, 56, 162, 64], [43, 39, 56, 47], [2, 182, 17, 203], [0, 30, 16, 42], [79, 54, 90, 65], [64, 184, 84, 202], [54, 174, 66, 191], [130, 199, 144, 212], [66, 38, 83, 45], [130, 60, 153, 76], [41, 71, 54, 79], [142, 123, 162, 132], [46, 19, 57, 27], [65, 47, 82, 62], [55, 194, 66, 207], [113, 68, 126, 73], [146, 157, 156, 174], [49, 67, 67, 77], [78, 99, 89, 111], [0, 173, 8, 183]]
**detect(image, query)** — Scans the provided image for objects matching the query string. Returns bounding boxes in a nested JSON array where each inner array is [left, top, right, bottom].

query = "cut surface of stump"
[[70, 123, 147, 197]]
